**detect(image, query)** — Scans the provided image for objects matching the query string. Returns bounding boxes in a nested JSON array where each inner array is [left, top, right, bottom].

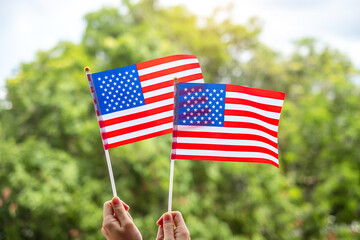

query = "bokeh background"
[[0, 0, 359, 239]]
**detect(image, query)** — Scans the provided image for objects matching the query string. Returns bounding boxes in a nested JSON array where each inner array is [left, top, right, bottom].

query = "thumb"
[[111, 197, 131, 226], [162, 213, 175, 240]]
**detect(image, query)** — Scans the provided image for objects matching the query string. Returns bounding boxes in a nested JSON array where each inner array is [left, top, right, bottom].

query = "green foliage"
[[1, 0, 359, 239]]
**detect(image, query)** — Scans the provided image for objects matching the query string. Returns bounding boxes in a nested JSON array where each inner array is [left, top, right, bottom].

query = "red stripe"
[[178, 73, 203, 83], [142, 80, 174, 93], [223, 122, 278, 137], [141, 73, 203, 94], [225, 109, 280, 126], [139, 63, 200, 82], [102, 104, 173, 127], [136, 55, 197, 70], [102, 116, 173, 139], [226, 84, 285, 100], [107, 129, 173, 149], [175, 131, 278, 148], [174, 143, 278, 158], [145, 92, 174, 105], [225, 98, 282, 113], [172, 155, 279, 168]]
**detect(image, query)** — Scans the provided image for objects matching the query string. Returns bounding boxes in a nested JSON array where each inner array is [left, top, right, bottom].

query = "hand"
[[101, 197, 142, 240], [156, 211, 190, 240]]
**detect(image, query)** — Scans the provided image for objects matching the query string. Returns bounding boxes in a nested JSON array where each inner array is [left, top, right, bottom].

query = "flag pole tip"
[[173, 77, 178, 82], [84, 66, 90, 72]]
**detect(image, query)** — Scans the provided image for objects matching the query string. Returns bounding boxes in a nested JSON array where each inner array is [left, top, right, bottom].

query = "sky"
[[1, 0, 359, 98]]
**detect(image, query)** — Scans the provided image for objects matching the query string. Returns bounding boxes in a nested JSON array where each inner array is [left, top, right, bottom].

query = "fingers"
[[172, 211, 187, 229], [111, 196, 132, 226], [103, 201, 114, 219], [162, 213, 175, 240], [156, 226, 164, 240], [156, 211, 185, 227]]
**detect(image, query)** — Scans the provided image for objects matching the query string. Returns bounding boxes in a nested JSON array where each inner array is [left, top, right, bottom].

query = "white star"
[[125, 71, 128, 74], [105, 76, 108, 79], [220, 89, 224, 93], [109, 79, 112, 82], [104, 101, 107, 104], [98, 77, 101, 80]]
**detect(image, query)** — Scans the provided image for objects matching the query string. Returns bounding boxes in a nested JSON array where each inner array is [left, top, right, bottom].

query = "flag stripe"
[[225, 98, 283, 113], [144, 86, 174, 99], [175, 131, 278, 148], [138, 58, 199, 76], [139, 63, 201, 82], [176, 125, 278, 143], [107, 129, 173, 149], [102, 110, 173, 132], [136, 54, 198, 70], [226, 91, 284, 106], [226, 84, 285, 100], [223, 121, 278, 137], [101, 99, 173, 121], [225, 104, 281, 119], [140, 69, 202, 88], [141, 73, 204, 94], [145, 92, 174, 105], [224, 115, 279, 131], [103, 116, 173, 139], [173, 155, 279, 167], [173, 149, 279, 164], [176, 137, 278, 153], [106, 122, 173, 144], [102, 103, 173, 127], [174, 143, 278, 158]]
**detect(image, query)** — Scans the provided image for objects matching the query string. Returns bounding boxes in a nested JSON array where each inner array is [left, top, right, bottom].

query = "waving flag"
[[87, 55, 204, 149], [171, 83, 285, 167]]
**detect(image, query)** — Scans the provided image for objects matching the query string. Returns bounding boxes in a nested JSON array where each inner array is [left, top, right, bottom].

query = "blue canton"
[[91, 65, 145, 115], [177, 83, 226, 127]]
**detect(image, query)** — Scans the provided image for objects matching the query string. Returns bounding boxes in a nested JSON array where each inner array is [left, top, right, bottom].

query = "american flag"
[[171, 83, 285, 168], [87, 55, 204, 149]]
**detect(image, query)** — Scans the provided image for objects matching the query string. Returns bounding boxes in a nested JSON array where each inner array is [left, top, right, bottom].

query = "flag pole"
[[85, 67, 117, 197], [168, 77, 179, 212]]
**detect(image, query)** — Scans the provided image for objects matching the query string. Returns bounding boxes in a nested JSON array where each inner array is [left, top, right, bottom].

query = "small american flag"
[[87, 55, 204, 149], [171, 83, 285, 168]]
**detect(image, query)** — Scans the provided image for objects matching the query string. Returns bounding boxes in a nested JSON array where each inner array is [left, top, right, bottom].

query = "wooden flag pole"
[[85, 67, 117, 197], [168, 77, 179, 212]]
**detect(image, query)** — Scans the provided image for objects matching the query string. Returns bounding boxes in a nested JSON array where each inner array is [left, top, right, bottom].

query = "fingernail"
[[123, 202, 130, 211], [156, 217, 163, 226], [164, 213, 172, 222], [112, 196, 121, 205]]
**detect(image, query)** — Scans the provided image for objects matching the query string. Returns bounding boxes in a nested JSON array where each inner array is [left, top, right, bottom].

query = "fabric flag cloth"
[[171, 83, 285, 168], [88, 55, 204, 149]]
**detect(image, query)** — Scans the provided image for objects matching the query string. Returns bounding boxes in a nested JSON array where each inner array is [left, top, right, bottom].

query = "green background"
[[1, 1, 359, 239]]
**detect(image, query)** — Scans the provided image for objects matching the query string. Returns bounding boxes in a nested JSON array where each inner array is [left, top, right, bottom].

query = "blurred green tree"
[[0, 1, 359, 239]]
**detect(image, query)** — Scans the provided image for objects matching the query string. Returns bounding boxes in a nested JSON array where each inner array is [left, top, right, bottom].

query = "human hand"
[[101, 196, 142, 240], [156, 211, 190, 240]]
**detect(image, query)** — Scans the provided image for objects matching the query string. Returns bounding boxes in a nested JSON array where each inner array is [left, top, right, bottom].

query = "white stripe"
[[226, 92, 284, 107], [103, 110, 173, 132], [176, 137, 278, 153], [138, 59, 199, 76], [174, 149, 279, 164], [177, 125, 278, 143], [107, 122, 173, 144], [144, 86, 174, 99], [224, 116, 278, 132], [101, 98, 173, 120], [140, 68, 202, 88], [225, 104, 281, 119]]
